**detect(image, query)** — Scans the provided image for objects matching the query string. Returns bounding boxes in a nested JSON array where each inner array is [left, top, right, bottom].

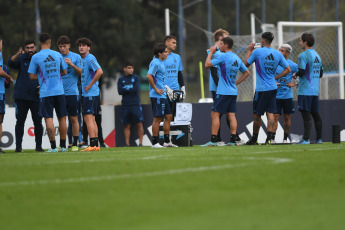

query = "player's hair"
[[76, 37, 92, 47], [214, 28, 229, 42], [25, 40, 35, 46], [153, 43, 166, 58], [39, 33, 51, 43], [222, 36, 234, 49], [57, 35, 70, 45], [262, 32, 274, 44], [123, 61, 133, 68], [280, 44, 292, 53], [301, 33, 315, 47], [163, 35, 177, 44]]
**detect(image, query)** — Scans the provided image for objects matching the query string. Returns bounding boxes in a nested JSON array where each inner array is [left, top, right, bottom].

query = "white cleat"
[[217, 141, 226, 146], [283, 140, 288, 144], [152, 143, 164, 148], [163, 142, 178, 147]]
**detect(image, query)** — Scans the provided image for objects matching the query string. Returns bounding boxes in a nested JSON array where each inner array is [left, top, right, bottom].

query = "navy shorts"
[[65, 95, 79, 116], [39, 95, 67, 118], [82, 96, 98, 115], [212, 94, 237, 114], [253, 90, 277, 115], [121, 105, 144, 124], [150, 97, 171, 117], [298, 95, 319, 112], [275, 98, 295, 115], [0, 93, 5, 124]]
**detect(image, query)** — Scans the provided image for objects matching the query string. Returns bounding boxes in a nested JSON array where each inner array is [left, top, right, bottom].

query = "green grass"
[[1, 143, 345, 230]]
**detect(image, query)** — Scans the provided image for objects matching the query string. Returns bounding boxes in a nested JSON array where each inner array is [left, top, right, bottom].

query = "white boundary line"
[[0, 157, 292, 188]]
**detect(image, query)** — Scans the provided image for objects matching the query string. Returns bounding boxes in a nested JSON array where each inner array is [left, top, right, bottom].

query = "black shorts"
[[298, 95, 319, 112], [275, 98, 295, 115], [253, 90, 277, 115], [212, 94, 237, 114]]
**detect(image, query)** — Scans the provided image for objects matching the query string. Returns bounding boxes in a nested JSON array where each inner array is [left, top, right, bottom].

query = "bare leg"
[[163, 114, 172, 135], [152, 117, 162, 137], [273, 114, 280, 133], [57, 116, 67, 140], [266, 112, 275, 132], [137, 122, 144, 145], [124, 124, 131, 146], [227, 113, 237, 135], [70, 115, 79, 137], [253, 114, 261, 134], [283, 114, 291, 135], [45, 117, 56, 141], [83, 114, 97, 138], [211, 111, 221, 135]]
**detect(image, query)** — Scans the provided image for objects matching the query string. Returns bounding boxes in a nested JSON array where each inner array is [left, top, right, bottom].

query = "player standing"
[[57, 35, 82, 151], [163, 35, 185, 118], [202, 37, 250, 146], [117, 62, 144, 147], [76, 38, 103, 151], [293, 33, 323, 144], [272, 44, 298, 143], [28, 33, 68, 152], [245, 32, 291, 145], [146, 43, 176, 148]]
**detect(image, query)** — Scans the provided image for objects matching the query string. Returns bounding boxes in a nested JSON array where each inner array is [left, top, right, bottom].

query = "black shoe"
[[246, 139, 258, 145], [35, 147, 44, 152], [15, 147, 23, 152], [68, 144, 73, 149], [0, 148, 5, 154], [139, 144, 143, 147], [264, 140, 271, 145]]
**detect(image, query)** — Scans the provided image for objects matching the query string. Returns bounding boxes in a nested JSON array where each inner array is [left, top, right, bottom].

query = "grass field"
[[1, 143, 345, 230]]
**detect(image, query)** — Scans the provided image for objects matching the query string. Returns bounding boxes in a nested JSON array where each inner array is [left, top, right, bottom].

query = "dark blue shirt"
[[8, 53, 40, 101], [117, 74, 141, 106]]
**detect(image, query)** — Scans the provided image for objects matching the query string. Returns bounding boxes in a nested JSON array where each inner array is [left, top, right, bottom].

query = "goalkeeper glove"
[[181, 86, 186, 100], [166, 85, 174, 101]]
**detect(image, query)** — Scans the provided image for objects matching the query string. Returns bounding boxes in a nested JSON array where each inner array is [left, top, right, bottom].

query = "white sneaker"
[[283, 140, 288, 144], [271, 140, 276, 144], [217, 141, 226, 146], [163, 142, 178, 147], [152, 143, 164, 148]]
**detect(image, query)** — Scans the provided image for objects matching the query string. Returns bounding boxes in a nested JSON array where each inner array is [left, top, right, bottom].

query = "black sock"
[[235, 133, 241, 141], [252, 133, 258, 142], [164, 134, 170, 143], [266, 132, 274, 142], [73, 136, 78, 146], [272, 132, 276, 141], [284, 133, 289, 140], [230, 134, 237, 143], [302, 111, 312, 140], [152, 136, 159, 145], [211, 134, 218, 143], [60, 139, 66, 148], [90, 138, 96, 147], [50, 140, 56, 149], [95, 138, 99, 147]]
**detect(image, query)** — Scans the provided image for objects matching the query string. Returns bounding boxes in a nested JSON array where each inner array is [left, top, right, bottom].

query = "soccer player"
[[146, 43, 176, 148], [117, 62, 144, 147], [0, 36, 14, 154], [293, 33, 323, 144], [76, 37, 103, 151], [202, 36, 250, 146], [8, 39, 44, 152], [272, 44, 298, 143], [163, 35, 185, 118], [245, 32, 291, 145], [28, 33, 68, 152], [208, 28, 230, 146], [57, 35, 82, 151]]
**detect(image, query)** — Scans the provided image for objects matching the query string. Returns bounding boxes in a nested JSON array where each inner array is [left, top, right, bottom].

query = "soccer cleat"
[[15, 147, 23, 153], [81, 146, 99, 151], [226, 142, 237, 146], [315, 139, 323, 144], [59, 147, 68, 152], [163, 142, 178, 147], [246, 139, 258, 145], [216, 141, 226, 146], [152, 143, 164, 148], [236, 140, 246, 146], [35, 147, 44, 152], [71, 146, 79, 152], [95, 147, 101, 151], [270, 140, 276, 144], [201, 141, 217, 147], [46, 148, 58, 153], [265, 140, 271, 145], [283, 140, 288, 144], [298, 139, 310, 144]]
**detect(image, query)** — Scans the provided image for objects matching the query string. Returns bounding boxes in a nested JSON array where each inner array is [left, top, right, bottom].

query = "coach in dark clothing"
[[8, 40, 43, 152]]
